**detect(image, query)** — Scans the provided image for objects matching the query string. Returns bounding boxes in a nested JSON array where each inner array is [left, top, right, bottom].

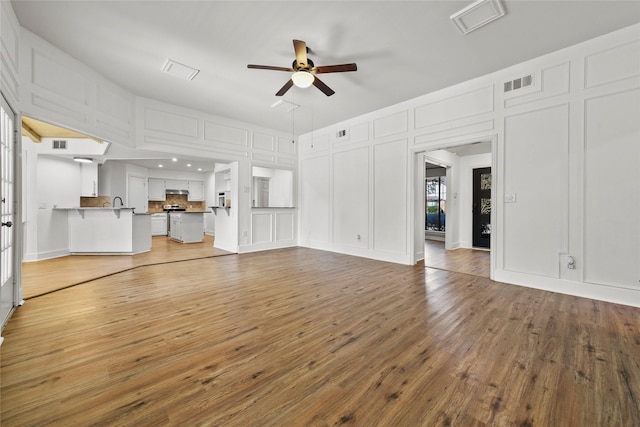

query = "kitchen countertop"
[[54, 206, 135, 210]]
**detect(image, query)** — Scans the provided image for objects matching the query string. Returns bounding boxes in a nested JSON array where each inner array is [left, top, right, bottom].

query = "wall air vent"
[[52, 140, 67, 149], [503, 74, 534, 93]]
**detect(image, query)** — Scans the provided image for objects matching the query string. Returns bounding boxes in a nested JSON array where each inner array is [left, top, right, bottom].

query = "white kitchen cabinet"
[[165, 179, 188, 191], [168, 212, 203, 243], [148, 178, 166, 201], [187, 180, 204, 201], [151, 213, 167, 236], [80, 162, 98, 197]]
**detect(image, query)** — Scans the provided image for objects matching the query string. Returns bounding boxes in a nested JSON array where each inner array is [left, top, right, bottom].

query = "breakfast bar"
[[54, 207, 151, 254]]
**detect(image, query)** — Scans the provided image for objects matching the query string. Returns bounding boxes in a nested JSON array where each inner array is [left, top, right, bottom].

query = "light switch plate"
[[504, 193, 517, 203]]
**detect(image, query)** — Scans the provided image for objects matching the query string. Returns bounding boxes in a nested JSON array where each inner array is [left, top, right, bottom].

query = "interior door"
[[1, 95, 16, 328], [472, 167, 491, 249], [128, 175, 147, 213]]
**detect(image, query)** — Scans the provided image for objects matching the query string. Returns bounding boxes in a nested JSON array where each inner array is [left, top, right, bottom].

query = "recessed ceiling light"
[[187, 164, 192, 167], [450, 0, 506, 35], [161, 59, 200, 81], [172, 158, 178, 162], [158, 164, 164, 168], [197, 168, 202, 172]]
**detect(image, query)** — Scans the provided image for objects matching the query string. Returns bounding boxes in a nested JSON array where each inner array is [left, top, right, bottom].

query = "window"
[[426, 174, 446, 232]]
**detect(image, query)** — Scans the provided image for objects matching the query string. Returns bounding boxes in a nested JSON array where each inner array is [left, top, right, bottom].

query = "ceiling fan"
[[247, 39, 357, 97]]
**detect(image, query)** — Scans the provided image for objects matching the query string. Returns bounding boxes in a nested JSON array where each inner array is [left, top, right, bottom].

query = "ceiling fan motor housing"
[[293, 58, 314, 72]]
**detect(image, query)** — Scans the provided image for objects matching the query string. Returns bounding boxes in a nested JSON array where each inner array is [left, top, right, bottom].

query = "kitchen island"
[[55, 207, 151, 254], [168, 211, 205, 243]]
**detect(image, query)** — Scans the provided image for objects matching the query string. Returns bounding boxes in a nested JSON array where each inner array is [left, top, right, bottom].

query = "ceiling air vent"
[[52, 140, 67, 149], [503, 74, 534, 93]]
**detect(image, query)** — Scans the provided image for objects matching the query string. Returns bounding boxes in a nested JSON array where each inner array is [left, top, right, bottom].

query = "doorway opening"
[[415, 138, 495, 278]]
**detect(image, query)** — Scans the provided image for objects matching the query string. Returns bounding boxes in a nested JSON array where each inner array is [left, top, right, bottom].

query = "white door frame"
[[410, 134, 498, 281], [0, 92, 22, 339]]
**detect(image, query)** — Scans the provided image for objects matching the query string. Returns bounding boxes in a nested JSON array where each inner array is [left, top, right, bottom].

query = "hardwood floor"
[[2, 244, 639, 425], [424, 239, 490, 278], [20, 235, 230, 299]]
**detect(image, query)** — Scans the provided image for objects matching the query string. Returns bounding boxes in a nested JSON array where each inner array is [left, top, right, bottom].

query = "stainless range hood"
[[165, 189, 189, 195]]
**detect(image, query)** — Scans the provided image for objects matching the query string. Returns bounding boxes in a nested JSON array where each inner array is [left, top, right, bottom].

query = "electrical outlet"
[[567, 256, 576, 269]]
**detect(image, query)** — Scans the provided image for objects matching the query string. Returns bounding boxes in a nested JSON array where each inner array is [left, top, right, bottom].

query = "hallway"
[[424, 240, 490, 278]]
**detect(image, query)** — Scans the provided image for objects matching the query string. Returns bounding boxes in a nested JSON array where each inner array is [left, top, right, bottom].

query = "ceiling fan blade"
[[312, 76, 335, 96], [248, 64, 295, 72], [293, 39, 308, 68], [313, 63, 358, 74], [275, 79, 294, 96]]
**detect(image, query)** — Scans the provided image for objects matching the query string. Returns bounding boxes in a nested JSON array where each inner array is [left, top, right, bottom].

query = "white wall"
[[298, 24, 640, 307]]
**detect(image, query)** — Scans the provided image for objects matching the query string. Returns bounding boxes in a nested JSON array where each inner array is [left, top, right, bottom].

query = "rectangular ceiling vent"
[[52, 140, 67, 149], [450, 0, 506, 35], [271, 99, 300, 113], [503, 74, 534, 93], [161, 59, 200, 81]]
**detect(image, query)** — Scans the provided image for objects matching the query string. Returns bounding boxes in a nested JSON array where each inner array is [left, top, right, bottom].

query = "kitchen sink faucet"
[[113, 196, 124, 207]]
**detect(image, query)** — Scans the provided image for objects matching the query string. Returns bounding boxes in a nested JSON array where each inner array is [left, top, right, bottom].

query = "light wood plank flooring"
[[20, 235, 230, 299], [2, 244, 639, 425]]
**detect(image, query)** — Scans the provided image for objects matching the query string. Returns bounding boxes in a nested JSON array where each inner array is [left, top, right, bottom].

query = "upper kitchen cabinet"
[[187, 181, 204, 201], [165, 179, 188, 191], [80, 162, 98, 197], [148, 178, 166, 201]]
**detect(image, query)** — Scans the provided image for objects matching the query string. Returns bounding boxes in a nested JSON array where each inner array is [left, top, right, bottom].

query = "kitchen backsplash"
[[80, 195, 206, 212], [148, 195, 206, 213], [80, 196, 111, 207]]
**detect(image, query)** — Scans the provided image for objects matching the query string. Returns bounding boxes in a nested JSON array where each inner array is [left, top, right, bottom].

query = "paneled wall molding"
[[503, 62, 570, 109], [298, 23, 640, 306], [584, 39, 640, 89], [0, 0, 20, 107], [135, 96, 296, 168], [414, 84, 494, 130]]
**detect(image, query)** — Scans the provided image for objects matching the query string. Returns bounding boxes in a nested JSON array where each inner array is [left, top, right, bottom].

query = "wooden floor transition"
[[1, 241, 638, 425]]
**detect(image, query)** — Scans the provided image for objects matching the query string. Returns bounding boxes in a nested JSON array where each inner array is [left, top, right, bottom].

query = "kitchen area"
[[20, 122, 220, 261], [147, 184, 209, 244]]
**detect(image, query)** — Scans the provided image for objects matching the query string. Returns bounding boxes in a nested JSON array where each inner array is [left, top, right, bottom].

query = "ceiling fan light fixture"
[[73, 156, 93, 163], [291, 71, 315, 88]]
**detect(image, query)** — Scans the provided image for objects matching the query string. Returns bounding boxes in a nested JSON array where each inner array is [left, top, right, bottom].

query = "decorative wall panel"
[[584, 40, 640, 89], [203, 121, 248, 146], [277, 137, 296, 155], [251, 212, 272, 244], [503, 104, 569, 278], [333, 147, 368, 248], [253, 132, 274, 151], [144, 107, 198, 138], [584, 89, 640, 289], [32, 51, 88, 105], [373, 111, 408, 139], [275, 212, 295, 242], [415, 85, 493, 129], [300, 156, 330, 244], [374, 139, 407, 254]]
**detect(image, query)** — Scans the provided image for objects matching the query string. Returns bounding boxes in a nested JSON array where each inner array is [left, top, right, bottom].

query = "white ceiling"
[[11, 1, 640, 139]]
